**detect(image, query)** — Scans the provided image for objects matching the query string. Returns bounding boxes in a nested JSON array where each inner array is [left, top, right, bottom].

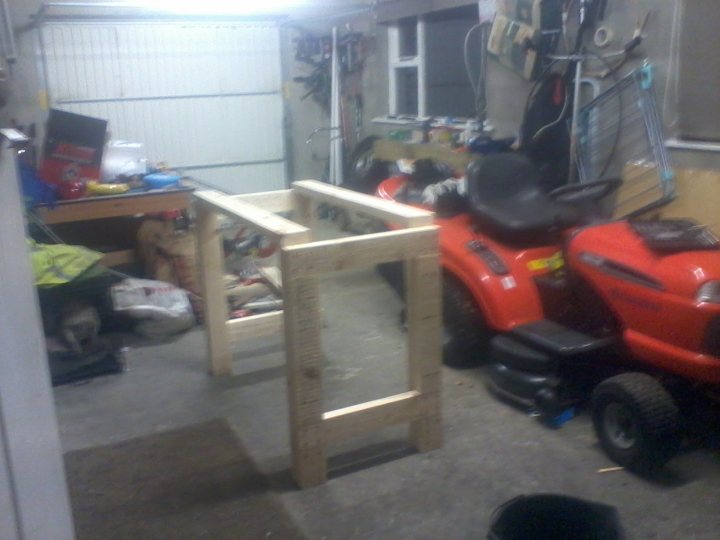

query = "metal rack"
[[576, 64, 676, 217]]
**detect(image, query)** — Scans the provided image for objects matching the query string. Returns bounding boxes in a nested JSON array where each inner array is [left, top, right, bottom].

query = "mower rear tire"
[[443, 276, 493, 368], [591, 372, 681, 472], [346, 136, 390, 194]]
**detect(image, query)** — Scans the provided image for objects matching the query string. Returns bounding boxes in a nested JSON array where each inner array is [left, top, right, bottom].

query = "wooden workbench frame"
[[194, 180, 442, 488], [35, 187, 196, 267]]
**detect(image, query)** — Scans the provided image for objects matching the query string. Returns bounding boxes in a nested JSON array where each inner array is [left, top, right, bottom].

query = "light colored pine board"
[[196, 205, 233, 376], [232, 189, 294, 214], [292, 179, 434, 228], [226, 311, 284, 343], [292, 191, 316, 232], [322, 391, 422, 443], [100, 248, 136, 267], [405, 253, 443, 451], [37, 188, 193, 224], [282, 226, 438, 278], [280, 265, 327, 488], [645, 168, 720, 235], [195, 184, 443, 487], [373, 138, 475, 171], [256, 264, 283, 292], [194, 190, 310, 246]]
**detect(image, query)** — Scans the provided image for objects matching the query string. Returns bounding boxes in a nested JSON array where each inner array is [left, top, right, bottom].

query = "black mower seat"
[[467, 154, 580, 244]]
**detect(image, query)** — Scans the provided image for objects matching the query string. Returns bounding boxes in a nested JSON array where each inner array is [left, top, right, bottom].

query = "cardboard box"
[[40, 109, 108, 185]]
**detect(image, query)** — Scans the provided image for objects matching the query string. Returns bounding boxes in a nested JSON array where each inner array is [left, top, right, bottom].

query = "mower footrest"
[[511, 320, 615, 357], [487, 363, 555, 408], [490, 335, 557, 374]]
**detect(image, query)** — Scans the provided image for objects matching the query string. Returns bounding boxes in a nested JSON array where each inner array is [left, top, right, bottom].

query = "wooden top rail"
[[292, 179, 434, 228], [195, 190, 310, 245], [37, 187, 194, 225], [282, 226, 438, 279], [231, 189, 294, 214]]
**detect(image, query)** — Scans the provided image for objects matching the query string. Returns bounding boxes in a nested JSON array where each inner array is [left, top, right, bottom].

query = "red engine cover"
[[568, 221, 720, 383]]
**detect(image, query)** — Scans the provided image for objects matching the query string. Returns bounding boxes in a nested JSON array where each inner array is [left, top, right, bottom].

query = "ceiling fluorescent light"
[[131, 0, 311, 15]]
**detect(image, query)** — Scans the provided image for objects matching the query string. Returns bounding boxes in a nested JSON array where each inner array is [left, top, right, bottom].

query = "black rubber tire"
[[591, 372, 682, 472], [345, 136, 390, 194], [442, 276, 493, 368]]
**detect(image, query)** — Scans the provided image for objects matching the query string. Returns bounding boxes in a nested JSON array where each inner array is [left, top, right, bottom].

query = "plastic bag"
[[111, 278, 195, 338]]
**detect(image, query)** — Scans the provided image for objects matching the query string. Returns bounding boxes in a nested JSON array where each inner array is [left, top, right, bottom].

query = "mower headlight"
[[697, 281, 720, 304]]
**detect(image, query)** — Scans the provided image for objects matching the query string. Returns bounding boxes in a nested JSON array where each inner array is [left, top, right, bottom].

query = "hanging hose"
[[463, 22, 493, 126]]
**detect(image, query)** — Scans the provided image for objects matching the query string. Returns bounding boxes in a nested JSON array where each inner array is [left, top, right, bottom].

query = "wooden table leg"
[[196, 204, 232, 376], [282, 267, 326, 487], [405, 254, 443, 451]]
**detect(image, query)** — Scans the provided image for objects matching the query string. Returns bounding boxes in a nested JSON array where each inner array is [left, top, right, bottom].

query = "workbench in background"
[[35, 187, 194, 267], [373, 139, 475, 172]]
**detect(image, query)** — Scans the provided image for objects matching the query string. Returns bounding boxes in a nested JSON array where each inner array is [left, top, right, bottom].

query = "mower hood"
[[568, 221, 720, 299]]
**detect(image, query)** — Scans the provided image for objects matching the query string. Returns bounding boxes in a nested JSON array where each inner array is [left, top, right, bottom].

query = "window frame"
[[388, 16, 427, 117]]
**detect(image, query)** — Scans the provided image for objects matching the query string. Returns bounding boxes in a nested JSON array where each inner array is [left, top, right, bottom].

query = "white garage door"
[[40, 21, 286, 194]]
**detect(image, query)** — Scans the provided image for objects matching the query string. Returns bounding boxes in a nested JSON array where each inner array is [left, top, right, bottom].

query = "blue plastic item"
[[143, 173, 181, 189], [549, 407, 575, 429], [21, 162, 57, 208]]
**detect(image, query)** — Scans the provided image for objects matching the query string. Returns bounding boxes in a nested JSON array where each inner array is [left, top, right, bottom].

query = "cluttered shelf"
[[33, 186, 195, 268], [19, 108, 199, 270], [35, 185, 195, 225], [12, 107, 211, 389]]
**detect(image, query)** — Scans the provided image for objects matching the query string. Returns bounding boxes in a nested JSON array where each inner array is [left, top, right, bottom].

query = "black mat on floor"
[[64, 419, 307, 540], [50, 347, 124, 387]]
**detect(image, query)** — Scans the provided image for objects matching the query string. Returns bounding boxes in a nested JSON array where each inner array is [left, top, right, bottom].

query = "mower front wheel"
[[442, 276, 493, 368], [591, 372, 682, 472]]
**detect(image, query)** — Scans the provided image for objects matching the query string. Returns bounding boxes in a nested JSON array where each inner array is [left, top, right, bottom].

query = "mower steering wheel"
[[549, 178, 622, 206]]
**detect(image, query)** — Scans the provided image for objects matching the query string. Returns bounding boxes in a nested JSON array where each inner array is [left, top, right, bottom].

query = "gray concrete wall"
[[357, 0, 720, 171], [5, 1, 720, 180], [281, 9, 389, 182]]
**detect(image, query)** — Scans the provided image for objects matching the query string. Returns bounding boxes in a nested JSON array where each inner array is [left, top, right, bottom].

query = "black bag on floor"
[[488, 494, 624, 540], [49, 345, 124, 387]]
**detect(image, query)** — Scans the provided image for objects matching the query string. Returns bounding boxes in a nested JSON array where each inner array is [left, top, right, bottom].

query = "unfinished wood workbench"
[[35, 188, 195, 225], [194, 181, 442, 488], [35, 187, 194, 266]]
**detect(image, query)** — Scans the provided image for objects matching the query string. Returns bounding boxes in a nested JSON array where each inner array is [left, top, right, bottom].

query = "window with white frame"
[[387, 5, 479, 120]]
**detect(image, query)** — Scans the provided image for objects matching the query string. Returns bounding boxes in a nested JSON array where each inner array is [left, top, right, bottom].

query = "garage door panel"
[[64, 94, 283, 168], [190, 162, 286, 194], [42, 21, 286, 193], [43, 25, 124, 100], [114, 25, 281, 97], [44, 23, 281, 100]]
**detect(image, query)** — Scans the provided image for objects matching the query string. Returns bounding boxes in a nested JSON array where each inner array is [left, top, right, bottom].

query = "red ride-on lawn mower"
[[377, 153, 720, 472]]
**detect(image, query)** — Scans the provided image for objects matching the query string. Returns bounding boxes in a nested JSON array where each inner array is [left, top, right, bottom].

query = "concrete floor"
[[54, 267, 720, 540]]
